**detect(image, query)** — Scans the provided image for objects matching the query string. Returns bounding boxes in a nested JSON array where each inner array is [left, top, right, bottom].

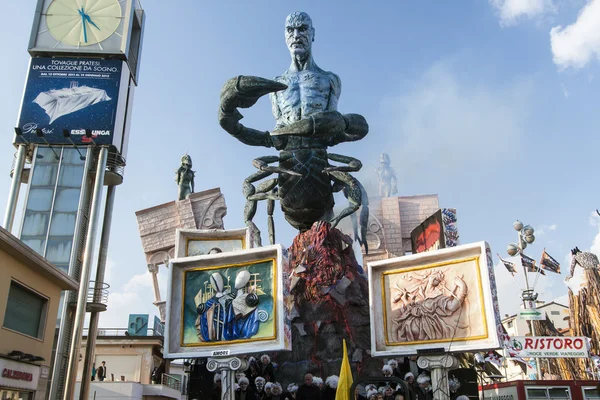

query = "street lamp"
[[506, 220, 543, 379]]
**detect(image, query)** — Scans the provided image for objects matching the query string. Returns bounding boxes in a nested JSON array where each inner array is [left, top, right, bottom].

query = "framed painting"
[[174, 228, 252, 258], [368, 241, 500, 356], [165, 244, 291, 358]]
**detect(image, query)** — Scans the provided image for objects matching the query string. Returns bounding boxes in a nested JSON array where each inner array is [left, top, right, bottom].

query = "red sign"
[[2, 368, 33, 382], [512, 336, 589, 358]]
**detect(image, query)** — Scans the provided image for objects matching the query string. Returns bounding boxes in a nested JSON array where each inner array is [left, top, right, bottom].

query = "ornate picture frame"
[[165, 245, 291, 358], [368, 241, 500, 356]]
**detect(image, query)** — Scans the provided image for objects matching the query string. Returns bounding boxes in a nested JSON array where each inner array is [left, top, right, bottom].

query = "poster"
[[16, 57, 122, 145]]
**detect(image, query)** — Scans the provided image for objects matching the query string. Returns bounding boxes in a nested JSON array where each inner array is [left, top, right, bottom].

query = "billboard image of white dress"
[[33, 81, 111, 123]]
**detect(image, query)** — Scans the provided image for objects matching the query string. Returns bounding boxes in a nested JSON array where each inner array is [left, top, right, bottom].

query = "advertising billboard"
[[127, 314, 149, 336], [368, 241, 501, 356], [15, 57, 132, 149], [165, 245, 291, 358], [411, 208, 459, 253], [411, 209, 445, 253]]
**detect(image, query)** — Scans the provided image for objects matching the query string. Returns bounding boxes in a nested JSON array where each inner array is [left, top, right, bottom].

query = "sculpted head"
[[380, 152, 390, 166], [285, 12, 314, 58], [181, 153, 192, 169]]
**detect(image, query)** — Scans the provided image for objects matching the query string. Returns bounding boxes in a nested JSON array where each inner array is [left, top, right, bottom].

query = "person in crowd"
[[246, 357, 261, 389], [383, 385, 396, 400], [235, 377, 256, 400], [211, 372, 222, 400], [366, 388, 381, 400], [255, 376, 267, 399], [382, 365, 393, 378], [404, 372, 417, 400], [260, 354, 276, 382], [91, 363, 96, 381], [266, 382, 284, 400], [323, 375, 338, 400], [296, 373, 321, 400], [97, 361, 107, 381], [416, 374, 432, 400], [284, 383, 298, 400], [265, 382, 274, 397], [388, 359, 403, 380], [313, 376, 324, 390]]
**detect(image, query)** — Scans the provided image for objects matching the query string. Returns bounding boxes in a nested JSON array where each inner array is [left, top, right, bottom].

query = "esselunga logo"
[[71, 129, 111, 136]]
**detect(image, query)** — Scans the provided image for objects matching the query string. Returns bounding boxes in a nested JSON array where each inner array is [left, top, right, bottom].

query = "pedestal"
[[417, 355, 459, 400], [206, 356, 248, 400]]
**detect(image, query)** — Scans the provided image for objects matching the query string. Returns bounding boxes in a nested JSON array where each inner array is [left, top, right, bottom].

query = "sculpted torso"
[[272, 69, 339, 128]]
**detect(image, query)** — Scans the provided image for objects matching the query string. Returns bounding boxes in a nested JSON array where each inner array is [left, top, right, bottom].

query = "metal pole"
[[49, 146, 94, 400], [79, 184, 116, 400], [63, 147, 108, 400], [518, 230, 543, 380], [3, 144, 26, 232]]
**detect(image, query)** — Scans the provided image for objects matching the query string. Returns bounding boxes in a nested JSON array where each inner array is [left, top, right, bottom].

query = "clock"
[[45, 0, 122, 47], [28, 0, 145, 82]]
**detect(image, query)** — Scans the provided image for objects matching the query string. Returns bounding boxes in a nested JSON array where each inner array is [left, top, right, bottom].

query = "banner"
[[510, 336, 588, 358], [17, 57, 122, 145], [540, 249, 561, 274], [153, 315, 164, 336], [521, 254, 545, 275], [497, 254, 517, 276]]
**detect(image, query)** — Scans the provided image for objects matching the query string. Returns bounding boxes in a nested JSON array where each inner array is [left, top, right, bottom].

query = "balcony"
[[86, 281, 109, 313]]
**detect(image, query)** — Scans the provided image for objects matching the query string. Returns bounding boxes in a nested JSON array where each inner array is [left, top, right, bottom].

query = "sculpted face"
[[285, 12, 314, 58]]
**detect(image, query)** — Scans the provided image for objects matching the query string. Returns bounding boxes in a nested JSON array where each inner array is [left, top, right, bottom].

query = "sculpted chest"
[[277, 71, 333, 120]]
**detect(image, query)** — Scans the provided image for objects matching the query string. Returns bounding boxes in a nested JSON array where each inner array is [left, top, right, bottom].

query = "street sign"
[[519, 309, 546, 321]]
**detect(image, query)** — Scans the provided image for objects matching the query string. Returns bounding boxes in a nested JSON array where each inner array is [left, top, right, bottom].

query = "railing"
[[82, 327, 162, 337], [161, 373, 181, 392], [88, 281, 109, 305]]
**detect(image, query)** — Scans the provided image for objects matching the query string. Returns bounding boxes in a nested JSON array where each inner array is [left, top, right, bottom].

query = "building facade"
[[0, 226, 78, 399]]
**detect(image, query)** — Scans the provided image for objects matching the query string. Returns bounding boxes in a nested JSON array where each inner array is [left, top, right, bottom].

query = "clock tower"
[[2, 1, 146, 399]]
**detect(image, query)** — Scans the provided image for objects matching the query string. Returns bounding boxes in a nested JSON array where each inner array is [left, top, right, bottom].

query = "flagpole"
[[507, 221, 543, 380]]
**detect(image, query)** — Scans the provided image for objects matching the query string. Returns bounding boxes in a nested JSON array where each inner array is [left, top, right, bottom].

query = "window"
[[551, 310, 560, 315], [3, 281, 48, 339], [526, 387, 570, 399], [507, 321, 513, 328]]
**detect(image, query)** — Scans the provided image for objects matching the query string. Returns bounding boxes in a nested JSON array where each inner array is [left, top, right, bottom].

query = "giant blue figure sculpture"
[[219, 12, 369, 251]]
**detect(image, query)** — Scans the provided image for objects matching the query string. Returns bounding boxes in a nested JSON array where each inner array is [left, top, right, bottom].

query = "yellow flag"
[[335, 339, 353, 400]]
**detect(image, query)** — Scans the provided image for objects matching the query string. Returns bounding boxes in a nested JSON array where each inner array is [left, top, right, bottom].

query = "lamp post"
[[506, 220, 543, 380]]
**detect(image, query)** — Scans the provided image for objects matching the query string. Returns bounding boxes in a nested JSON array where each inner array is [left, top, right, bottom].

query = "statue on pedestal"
[[218, 11, 369, 249], [376, 152, 398, 197], [176, 154, 195, 200], [217, 11, 381, 385]]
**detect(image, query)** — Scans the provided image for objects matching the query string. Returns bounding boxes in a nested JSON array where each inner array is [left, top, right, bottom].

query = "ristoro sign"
[[16, 57, 122, 145], [511, 336, 589, 358]]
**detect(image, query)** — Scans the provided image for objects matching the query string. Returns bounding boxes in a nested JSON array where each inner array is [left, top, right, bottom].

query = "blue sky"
[[2, 0, 600, 327]]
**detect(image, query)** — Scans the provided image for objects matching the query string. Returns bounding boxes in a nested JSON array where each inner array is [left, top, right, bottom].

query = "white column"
[[417, 354, 459, 400]]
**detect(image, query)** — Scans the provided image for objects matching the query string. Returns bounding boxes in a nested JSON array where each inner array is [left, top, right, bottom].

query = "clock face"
[[46, 0, 122, 47]]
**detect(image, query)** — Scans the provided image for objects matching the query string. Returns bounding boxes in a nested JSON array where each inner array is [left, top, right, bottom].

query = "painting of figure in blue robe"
[[182, 259, 274, 345]]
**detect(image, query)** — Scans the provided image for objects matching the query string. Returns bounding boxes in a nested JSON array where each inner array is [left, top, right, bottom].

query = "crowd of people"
[[205, 355, 470, 400]]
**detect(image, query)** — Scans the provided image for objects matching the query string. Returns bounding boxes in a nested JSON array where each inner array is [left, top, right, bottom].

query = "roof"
[[0, 227, 78, 291]]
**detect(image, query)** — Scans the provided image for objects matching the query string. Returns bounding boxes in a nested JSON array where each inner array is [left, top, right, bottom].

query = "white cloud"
[[490, 0, 556, 26], [99, 267, 168, 328], [550, 0, 600, 69], [377, 61, 532, 182], [536, 223, 558, 237]]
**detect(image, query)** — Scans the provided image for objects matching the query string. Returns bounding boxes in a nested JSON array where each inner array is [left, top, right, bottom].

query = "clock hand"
[[84, 14, 101, 31], [78, 7, 88, 43]]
